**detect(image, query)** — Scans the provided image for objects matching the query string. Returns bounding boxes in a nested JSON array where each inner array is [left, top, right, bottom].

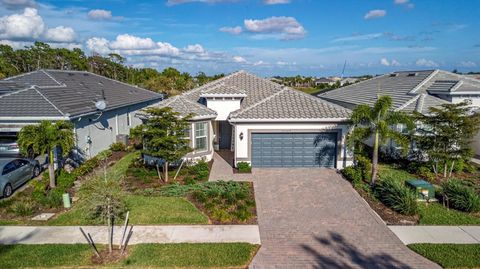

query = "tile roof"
[[0, 87, 65, 118], [319, 69, 480, 114], [148, 95, 217, 120], [200, 83, 246, 97], [229, 87, 351, 121], [1, 70, 163, 118], [181, 70, 351, 122]]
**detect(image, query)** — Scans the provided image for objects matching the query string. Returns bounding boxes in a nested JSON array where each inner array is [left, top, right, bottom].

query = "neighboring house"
[[314, 78, 336, 87], [319, 69, 480, 156], [0, 70, 162, 159], [148, 71, 353, 169]]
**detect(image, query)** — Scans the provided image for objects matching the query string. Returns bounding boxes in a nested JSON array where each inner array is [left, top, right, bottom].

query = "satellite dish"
[[95, 100, 107, 111]]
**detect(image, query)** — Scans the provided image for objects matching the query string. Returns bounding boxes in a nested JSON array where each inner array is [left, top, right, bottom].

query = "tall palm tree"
[[18, 121, 75, 188], [348, 96, 414, 185]]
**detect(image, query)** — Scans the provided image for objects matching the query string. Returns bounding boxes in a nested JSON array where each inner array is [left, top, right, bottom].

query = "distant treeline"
[[0, 41, 224, 96]]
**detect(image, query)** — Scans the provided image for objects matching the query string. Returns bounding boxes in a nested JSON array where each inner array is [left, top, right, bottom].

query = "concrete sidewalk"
[[0, 225, 261, 245], [389, 225, 480, 244]]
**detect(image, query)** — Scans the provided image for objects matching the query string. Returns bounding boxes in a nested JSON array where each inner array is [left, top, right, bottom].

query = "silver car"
[[0, 158, 40, 198], [0, 134, 20, 157]]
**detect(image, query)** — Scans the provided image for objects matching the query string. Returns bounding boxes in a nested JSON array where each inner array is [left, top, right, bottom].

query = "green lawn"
[[408, 244, 480, 268], [0, 243, 259, 268], [294, 87, 324, 95], [418, 203, 480, 225], [379, 164, 415, 182], [48, 195, 208, 225]]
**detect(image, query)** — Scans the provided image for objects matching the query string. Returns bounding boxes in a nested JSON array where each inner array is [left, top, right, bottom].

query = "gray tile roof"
[[0, 87, 65, 118], [0, 81, 25, 96], [229, 87, 351, 121], [319, 69, 480, 114], [181, 70, 350, 122], [1, 70, 163, 118], [200, 83, 246, 97], [148, 95, 217, 120]]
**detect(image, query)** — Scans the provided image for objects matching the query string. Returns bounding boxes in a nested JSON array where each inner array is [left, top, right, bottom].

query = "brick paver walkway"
[[249, 168, 440, 269]]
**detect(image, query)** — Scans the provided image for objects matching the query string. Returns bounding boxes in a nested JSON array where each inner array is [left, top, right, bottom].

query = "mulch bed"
[[355, 187, 419, 225], [91, 248, 128, 265]]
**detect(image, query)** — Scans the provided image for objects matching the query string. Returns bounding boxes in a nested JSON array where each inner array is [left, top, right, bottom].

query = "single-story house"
[[0, 69, 163, 159], [148, 70, 353, 169], [319, 69, 480, 156], [314, 77, 336, 87]]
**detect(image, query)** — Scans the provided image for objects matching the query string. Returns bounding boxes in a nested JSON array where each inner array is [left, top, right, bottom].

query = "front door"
[[219, 121, 232, 150]]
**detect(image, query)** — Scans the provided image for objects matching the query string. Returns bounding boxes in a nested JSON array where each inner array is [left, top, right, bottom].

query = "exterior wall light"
[[239, 132, 244, 140]]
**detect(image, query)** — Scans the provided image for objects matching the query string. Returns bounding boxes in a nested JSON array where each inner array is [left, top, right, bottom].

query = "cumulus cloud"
[[109, 34, 157, 50], [0, 0, 35, 9], [416, 58, 439, 67], [219, 26, 242, 35], [243, 16, 306, 40], [264, 0, 290, 4], [183, 44, 205, 54], [0, 8, 76, 43], [394, 0, 414, 8], [88, 9, 113, 20], [380, 58, 400, 66], [364, 10, 386, 20]]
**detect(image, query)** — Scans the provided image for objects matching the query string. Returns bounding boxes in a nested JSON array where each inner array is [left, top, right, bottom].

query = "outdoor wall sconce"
[[239, 132, 244, 140]]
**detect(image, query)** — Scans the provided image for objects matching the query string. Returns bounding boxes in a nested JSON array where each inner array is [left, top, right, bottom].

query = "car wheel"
[[32, 166, 40, 178], [3, 184, 12, 198]]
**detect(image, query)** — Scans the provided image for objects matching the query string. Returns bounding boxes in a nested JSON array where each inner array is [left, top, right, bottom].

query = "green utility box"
[[62, 193, 71, 208], [406, 179, 435, 201]]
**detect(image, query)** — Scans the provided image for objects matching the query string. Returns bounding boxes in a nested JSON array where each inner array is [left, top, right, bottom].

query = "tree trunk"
[[443, 161, 448, 178], [448, 161, 455, 178], [48, 151, 56, 188], [107, 201, 112, 253], [164, 162, 169, 183], [155, 163, 162, 181], [371, 130, 380, 186]]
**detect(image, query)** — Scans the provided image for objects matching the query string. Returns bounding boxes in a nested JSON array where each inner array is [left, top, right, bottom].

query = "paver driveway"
[[249, 168, 440, 269]]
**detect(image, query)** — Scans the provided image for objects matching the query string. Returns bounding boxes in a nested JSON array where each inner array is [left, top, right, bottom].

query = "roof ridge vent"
[[389, 73, 398, 77], [407, 72, 418, 77]]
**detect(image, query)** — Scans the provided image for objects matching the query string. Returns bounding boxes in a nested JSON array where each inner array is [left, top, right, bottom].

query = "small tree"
[[414, 101, 480, 178], [17, 120, 75, 188], [348, 96, 414, 185], [130, 107, 192, 182]]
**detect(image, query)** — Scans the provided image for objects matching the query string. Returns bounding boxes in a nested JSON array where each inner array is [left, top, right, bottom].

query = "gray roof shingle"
[[319, 69, 480, 114], [0, 87, 64, 118], [181, 70, 350, 122], [1, 70, 163, 118], [148, 95, 217, 120]]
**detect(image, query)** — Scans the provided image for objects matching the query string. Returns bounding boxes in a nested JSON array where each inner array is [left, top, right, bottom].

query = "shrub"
[[442, 179, 480, 213], [374, 176, 418, 215], [341, 166, 362, 183], [417, 166, 436, 182], [188, 161, 210, 181], [110, 142, 127, 152], [9, 199, 36, 217], [237, 162, 252, 173], [356, 155, 372, 182]]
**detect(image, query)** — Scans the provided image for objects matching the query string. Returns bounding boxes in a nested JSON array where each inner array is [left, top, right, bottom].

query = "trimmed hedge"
[[237, 162, 251, 173]]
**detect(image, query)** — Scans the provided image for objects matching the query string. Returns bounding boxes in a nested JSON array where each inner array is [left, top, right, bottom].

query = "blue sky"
[[0, 0, 479, 76]]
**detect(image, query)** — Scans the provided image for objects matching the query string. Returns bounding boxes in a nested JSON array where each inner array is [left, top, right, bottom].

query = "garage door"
[[251, 133, 337, 168]]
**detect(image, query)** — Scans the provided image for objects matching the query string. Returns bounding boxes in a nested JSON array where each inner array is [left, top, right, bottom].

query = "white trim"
[[115, 114, 119, 135], [229, 118, 350, 123], [0, 116, 69, 120], [200, 93, 247, 98], [408, 69, 439, 94]]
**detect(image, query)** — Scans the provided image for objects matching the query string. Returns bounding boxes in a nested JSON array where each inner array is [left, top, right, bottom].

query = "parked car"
[[0, 134, 20, 157], [0, 158, 41, 198]]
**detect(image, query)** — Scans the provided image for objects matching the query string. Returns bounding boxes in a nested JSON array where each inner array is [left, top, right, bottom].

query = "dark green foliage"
[[417, 166, 436, 182], [356, 155, 372, 181], [7, 199, 35, 217], [237, 162, 252, 173], [188, 161, 210, 181], [109, 142, 127, 152], [441, 179, 480, 212], [183, 176, 196, 185], [374, 176, 418, 215], [341, 166, 362, 183]]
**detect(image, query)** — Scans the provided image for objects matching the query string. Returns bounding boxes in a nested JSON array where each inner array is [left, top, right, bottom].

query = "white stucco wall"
[[451, 95, 480, 107], [205, 98, 242, 121], [472, 131, 480, 157], [184, 120, 214, 162], [233, 122, 353, 169]]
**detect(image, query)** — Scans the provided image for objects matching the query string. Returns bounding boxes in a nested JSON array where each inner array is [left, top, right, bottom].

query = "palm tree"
[[18, 121, 75, 188], [348, 96, 414, 185]]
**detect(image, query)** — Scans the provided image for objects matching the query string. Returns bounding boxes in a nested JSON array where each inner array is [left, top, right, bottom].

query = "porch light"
[[239, 132, 244, 140]]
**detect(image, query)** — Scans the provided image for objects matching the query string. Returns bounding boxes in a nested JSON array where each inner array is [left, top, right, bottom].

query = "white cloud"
[[333, 33, 383, 43], [364, 10, 386, 20], [0, 7, 44, 40], [44, 26, 75, 43], [416, 58, 439, 67], [459, 61, 477, 68], [253, 60, 266, 66], [183, 44, 205, 54], [233, 56, 246, 63], [380, 58, 390, 66], [1, 0, 35, 9], [391, 59, 401, 66], [0, 39, 81, 49], [0, 8, 77, 43], [86, 37, 110, 54], [263, 0, 290, 4], [88, 9, 112, 20], [394, 0, 409, 4], [219, 26, 242, 35], [109, 34, 156, 50], [244, 16, 306, 40]]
